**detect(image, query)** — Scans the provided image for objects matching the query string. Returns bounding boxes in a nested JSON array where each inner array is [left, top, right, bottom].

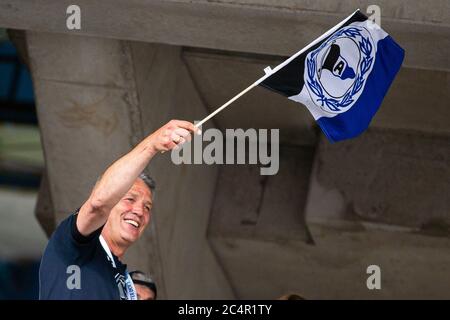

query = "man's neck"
[[101, 230, 127, 260]]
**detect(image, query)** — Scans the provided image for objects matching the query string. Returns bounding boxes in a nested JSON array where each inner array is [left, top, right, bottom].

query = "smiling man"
[[39, 120, 199, 299]]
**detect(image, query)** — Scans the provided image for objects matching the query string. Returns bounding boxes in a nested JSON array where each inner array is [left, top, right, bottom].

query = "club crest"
[[305, 26, 375, 114]]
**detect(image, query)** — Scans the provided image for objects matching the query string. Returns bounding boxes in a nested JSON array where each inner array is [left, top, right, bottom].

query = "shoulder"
[[44, 210, 102, 262]]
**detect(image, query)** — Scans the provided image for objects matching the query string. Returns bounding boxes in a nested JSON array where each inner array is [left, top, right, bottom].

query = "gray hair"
[[95, 173, 156, 197], [139, 173, 156, 195]]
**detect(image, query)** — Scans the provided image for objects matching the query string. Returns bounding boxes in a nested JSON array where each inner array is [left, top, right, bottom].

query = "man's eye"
[[125, 198, 134, 202]]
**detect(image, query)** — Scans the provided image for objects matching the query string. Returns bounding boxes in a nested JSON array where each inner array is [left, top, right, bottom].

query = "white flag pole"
[[194, 9, 359, 128], [195, 79, 261, 128]]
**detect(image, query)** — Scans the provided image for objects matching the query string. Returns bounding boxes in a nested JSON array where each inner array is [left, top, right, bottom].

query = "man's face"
[[107, 178, 152, 246], [135, 284, 155, 300]]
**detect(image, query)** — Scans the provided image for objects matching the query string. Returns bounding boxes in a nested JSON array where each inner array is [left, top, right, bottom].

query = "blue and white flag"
[[259, 9, 405, 142]]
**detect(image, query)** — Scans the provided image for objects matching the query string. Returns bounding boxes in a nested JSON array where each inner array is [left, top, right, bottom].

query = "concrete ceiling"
[[0, 0, 449, 71]]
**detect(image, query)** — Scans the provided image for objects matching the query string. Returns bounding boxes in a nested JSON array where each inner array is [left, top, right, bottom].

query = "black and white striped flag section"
[[195, 9, 404, 142]]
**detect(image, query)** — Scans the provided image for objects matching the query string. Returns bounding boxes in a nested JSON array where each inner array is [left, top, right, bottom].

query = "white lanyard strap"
[[99, 235, 137, 300], [99, 235, 116, 268]]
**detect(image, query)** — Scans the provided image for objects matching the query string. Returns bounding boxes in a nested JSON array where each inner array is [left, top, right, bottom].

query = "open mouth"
[[123, 218, 140, 229]]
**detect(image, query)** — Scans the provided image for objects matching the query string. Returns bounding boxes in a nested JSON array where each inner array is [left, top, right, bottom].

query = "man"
[[39, 120, 199, 299], [129, 270, 157, 300]]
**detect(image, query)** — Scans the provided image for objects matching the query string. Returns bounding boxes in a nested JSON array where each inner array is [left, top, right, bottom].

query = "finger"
[[174, 128, 190, 138], [162, 136, 172, 145], [178, 137, 186, 145], [160, 136, 174, 150], [165, 140, 178, 150], [170, 132, 181, 143], [163, 129, 172, 138], [171, 120, 199, 134]]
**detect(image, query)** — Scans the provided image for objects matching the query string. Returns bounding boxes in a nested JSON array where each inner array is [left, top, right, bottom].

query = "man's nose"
[[133, 203, 145, 216]]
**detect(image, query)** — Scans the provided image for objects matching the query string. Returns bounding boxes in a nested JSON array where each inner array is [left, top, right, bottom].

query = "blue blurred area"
[[16, 66, 35, 103], [0, 42, 41, 300], [0, 259, 40, 300], [0, 62, 14, 97], [0, 41, 35, 103], [0, 41, 16, 55]]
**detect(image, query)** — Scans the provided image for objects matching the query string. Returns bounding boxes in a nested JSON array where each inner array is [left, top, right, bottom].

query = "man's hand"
[[147, 120, 200, 154]]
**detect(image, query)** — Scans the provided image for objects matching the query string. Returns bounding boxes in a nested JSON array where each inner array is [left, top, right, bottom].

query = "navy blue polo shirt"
[[39, 212, 129, 300]]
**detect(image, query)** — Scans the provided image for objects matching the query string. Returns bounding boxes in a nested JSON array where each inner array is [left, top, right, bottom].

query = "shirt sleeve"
[[71, 210, 104, 245], [48, 210, 104, 263]]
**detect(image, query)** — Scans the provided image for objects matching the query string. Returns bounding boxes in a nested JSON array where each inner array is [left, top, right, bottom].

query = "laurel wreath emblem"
[[306, 27, 374, 113]]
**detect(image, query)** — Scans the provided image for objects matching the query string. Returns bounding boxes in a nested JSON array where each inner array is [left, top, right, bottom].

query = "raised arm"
[[76, 120, 198, 236]]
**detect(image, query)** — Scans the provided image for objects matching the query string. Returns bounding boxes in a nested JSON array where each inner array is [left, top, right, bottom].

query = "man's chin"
[[120, 221, 141, 242], [120, 229, 140, 244]]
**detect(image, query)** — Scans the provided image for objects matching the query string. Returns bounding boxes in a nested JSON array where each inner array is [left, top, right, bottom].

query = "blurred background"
[[0, 31, 46, 299], [0, 1, 449, 299]]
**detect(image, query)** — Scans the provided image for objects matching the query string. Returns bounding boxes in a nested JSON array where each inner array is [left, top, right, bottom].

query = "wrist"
[[143, 134, 158, 157]]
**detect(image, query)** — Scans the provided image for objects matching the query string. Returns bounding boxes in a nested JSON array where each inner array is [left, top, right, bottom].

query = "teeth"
[[124, 220, 139, 228]]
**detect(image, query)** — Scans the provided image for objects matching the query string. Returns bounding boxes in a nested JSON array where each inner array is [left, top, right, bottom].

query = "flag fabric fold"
[[259, 9, 405, 142]]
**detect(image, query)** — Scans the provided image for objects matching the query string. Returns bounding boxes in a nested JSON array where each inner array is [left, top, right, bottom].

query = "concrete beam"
[[35, 169, 55, 238], [209, 228, 450, 299], [372, 68, 450, 135], [208, 146, 316, 243], [305, 129, 450, 232], [7, 29, 30, 68], [0, 0, 449, 71]]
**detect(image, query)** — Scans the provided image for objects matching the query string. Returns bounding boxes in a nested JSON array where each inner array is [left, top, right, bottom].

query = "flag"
[[259, 9, 405, 142]]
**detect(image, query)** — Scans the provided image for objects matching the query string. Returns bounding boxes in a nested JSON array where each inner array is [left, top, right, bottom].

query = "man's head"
[[129, 270, 157, 300], [103, 173, 155, 248]]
